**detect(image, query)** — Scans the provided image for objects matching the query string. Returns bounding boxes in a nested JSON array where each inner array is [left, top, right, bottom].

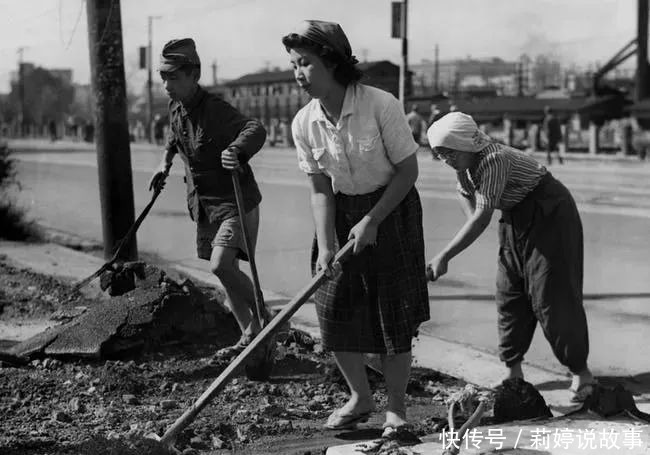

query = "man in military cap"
[[149, 38, 270, 362]]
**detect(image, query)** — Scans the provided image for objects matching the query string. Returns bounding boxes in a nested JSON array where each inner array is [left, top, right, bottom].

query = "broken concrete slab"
[[5, 265, 236, 360]]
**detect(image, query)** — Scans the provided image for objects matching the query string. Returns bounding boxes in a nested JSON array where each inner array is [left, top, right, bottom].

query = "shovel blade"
[[244, 334, 277, 381]]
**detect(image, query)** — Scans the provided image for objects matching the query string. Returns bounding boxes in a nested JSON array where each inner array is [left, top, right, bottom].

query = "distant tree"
[[6, 66, 75, 129]]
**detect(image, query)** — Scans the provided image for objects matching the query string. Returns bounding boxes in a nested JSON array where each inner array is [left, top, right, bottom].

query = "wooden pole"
[[86, 0, 137, 261], [398, 0, 408, 104]]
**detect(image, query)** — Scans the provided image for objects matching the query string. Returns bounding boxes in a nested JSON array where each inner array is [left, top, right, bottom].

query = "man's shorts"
[[196, 207, 259, 261]]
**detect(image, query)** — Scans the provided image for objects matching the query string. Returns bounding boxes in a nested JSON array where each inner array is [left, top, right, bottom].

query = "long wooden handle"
[[160, 239, 355, 447], [70, 186, 163, 294], [231, 170, 265, 326]]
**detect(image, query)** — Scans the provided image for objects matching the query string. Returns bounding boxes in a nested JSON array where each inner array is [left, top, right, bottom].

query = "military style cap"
[[159, 38, 201, 72]]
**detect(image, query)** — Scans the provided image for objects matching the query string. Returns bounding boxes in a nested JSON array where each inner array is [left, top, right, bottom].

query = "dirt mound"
[[5, 265, 237, 360], [0, 255, 470, 454]]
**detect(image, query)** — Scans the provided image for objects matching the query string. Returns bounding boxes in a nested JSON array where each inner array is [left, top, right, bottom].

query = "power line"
[[64, 1, 85, 50]]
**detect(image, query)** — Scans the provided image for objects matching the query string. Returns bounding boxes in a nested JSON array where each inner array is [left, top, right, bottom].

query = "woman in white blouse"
[[282, 20, 430, 432]]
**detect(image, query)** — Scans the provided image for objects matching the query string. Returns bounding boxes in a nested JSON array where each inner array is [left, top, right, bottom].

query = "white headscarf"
[[427, 112, 492, 153]]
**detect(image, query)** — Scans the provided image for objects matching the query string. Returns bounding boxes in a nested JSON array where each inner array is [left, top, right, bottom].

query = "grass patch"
[[0, 141, 41, 241]]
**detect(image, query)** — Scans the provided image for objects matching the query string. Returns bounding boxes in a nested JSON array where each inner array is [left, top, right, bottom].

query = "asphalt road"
[[9, 140, 650, 379]]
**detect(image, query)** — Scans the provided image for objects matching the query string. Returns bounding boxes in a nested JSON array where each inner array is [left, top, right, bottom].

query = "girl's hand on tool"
[[148, 168, 168, 192], [427, 253, 448, 281], [222, 148, 241, 170], [316, 248, 341, 278], [348, 216, 378, 254]]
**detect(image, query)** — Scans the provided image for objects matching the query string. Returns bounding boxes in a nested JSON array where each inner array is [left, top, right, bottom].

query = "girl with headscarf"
[[427, 112, 595, 402], [282, 20, 430, 431]]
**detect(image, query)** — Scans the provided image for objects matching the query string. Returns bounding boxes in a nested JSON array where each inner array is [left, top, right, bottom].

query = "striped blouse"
[[456, 142, 547, 210]]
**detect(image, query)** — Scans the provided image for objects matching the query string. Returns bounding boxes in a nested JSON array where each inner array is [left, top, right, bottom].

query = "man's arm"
[[212, 98, 266, 164], [149, 142, 177, 191]]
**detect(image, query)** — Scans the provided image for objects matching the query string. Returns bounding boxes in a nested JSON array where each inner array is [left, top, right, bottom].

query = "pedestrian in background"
[[148, 38, 272, 362], [426, 112, 595, 403], [48, 119, 57, 142], [542, 105, 564, 165], [283, 20, 430, 432], [153, 113, 165, 145], [405, 103, 427, 145], [427, 103, 443, 127]]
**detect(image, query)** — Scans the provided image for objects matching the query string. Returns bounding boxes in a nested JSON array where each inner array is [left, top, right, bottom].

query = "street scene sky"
[[0, 0, 640, 93]]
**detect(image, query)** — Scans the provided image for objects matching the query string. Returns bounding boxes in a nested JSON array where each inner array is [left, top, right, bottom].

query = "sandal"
[[324, 408, 373, 430], [569, 382, 596, 403]]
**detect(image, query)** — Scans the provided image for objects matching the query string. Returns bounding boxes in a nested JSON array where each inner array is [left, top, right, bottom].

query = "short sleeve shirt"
[[291, 84, 419, 195], [456, 143, 547, 210]]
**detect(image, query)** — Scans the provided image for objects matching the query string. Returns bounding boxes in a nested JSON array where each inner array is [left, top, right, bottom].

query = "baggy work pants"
[[496, 173, 589, 374]]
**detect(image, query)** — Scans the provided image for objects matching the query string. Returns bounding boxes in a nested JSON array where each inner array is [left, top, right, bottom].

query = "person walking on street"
[[427, 103, 443, 127], [153, 113, 165, 145], [148, 38, 271, 362], [542, 105, 564, 165], [426, 112, 595, 403], [48, 119, 57, 142], [405, 104, 427, 145], [283, 20, 430, 432]]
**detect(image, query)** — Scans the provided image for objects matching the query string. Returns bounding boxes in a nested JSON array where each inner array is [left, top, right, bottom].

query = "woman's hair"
[[282, 33, 363, 86]]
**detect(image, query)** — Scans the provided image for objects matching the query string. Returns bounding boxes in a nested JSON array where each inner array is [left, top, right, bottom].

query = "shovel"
[[230, 170, 272, 380], [152, 239, 355, 449], [69, 178, 165, 295]]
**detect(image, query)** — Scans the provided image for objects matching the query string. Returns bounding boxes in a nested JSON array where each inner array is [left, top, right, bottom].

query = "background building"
[[223, 61, 401, 144]]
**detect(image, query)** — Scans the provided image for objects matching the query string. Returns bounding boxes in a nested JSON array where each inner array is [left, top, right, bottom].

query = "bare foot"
[[383, 410, 408, 429], [338, 396, 375, 416], [570, 368, 595, 389], [506, 362, 524, 380]]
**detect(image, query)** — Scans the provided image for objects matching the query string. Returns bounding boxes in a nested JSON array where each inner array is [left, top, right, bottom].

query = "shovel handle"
[[231, 170, 265, 326], [70, 184, 164, 294], [160, 239, 355, 447]]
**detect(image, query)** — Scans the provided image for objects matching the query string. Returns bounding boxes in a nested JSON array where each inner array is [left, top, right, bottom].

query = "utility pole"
[[434, 43, 439, 93], [637, 0, 649, 101], [391, 0, 408, 103], [212, 60, 218, 86], [17, 47, 26, 137], [399, 0, 408, 104], [86, 0, 137, 261], [517, 59, 524, 96], [147, 15, 161, 143]]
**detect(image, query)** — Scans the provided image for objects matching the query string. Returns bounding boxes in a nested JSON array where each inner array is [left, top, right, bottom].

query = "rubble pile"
[[6, 264, 237, 360]]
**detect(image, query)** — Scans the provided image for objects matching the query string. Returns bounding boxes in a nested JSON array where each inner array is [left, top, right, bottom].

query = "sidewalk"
[[1, 236, 649, 455]]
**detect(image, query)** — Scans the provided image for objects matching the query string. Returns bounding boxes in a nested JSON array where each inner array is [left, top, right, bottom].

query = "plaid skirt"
[[311, 186, 430, 355]]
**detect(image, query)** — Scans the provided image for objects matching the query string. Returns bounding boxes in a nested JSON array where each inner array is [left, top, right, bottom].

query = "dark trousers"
[[546, 140, 563, 164], [496, 173, 588, 373]]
